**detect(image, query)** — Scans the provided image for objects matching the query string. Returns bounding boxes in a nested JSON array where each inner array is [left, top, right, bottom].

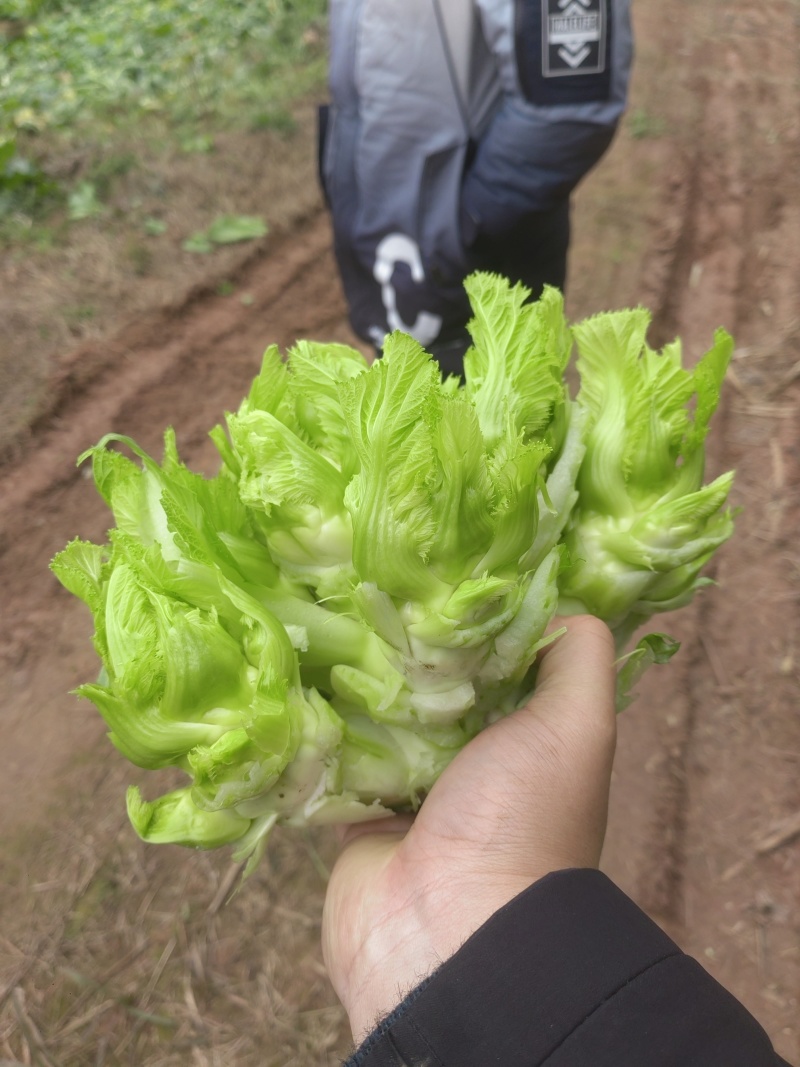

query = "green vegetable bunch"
[[52, 274, 735, 870]]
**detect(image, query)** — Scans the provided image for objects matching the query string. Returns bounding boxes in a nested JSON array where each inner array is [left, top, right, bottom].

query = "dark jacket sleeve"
[[461, 0, 635, 241], [343, 869, 791, 1067]]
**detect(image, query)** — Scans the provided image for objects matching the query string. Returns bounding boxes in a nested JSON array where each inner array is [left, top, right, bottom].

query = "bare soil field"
[[1, 0, 799, 1064]]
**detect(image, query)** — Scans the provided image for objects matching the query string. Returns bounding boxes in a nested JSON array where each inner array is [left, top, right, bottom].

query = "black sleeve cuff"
[[343, 868, 788, 1067]]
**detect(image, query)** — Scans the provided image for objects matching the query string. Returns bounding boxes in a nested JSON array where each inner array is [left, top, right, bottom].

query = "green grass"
[[0, 0, 327, 242], [0, 0, 327, 137], [628, 107, 667, 141]]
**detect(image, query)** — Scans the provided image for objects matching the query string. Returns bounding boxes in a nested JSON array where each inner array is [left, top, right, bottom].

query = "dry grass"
[[0, 753, 351, 1067]]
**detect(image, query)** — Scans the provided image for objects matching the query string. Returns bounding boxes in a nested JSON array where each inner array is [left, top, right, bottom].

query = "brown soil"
[[0, 100, 325, 465], [1, 0, 799, 1064]]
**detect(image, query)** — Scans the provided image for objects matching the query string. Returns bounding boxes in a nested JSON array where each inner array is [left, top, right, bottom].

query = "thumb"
[[531, 614, 617, 736], [492, 615, 618, 872]]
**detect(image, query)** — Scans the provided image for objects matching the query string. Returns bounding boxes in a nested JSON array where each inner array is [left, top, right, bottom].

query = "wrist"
[[342, 901, 441, 1042], [334, 858, 534, 1041]]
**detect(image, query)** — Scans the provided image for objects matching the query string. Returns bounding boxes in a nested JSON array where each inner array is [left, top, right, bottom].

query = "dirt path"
[[1, 0, 798, 1063], [599, 4, 800, 1054]]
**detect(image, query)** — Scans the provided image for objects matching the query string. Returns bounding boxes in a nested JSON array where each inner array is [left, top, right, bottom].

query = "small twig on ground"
[[139, 936, 177, 1010], [0, 961, 39, 1018], [186, 941, 208, 986], [0, 937, 26, 959], [93, 1037, 107, 1067], [206, 860, 246, 918], [754, 810, 800, 855], [724, 364, 747, 395], [133, 883, 162, 926], [760, 745, 800, 761], [699, 632, 728, 689], [53, 940, 149, 1031], [301, 830, 331, 883], [183, 974, 206, 1033], [51, 1000, 116, 1042], [0, 1035, 20, 1059], [733, 401, 796, 419], [767, 357, 800, 398], [769, 438, 785, 491], [272, 904, 319, 930], [10, 989, 61, 1067], [721, 858, 747, 883]]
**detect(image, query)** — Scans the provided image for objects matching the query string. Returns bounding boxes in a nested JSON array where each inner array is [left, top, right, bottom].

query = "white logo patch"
[[543, 0, 607, 78], [371, 233, 442, 348]]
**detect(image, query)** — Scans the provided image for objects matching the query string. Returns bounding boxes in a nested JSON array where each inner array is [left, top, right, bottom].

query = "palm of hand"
[[322, 616, 616, 1041]]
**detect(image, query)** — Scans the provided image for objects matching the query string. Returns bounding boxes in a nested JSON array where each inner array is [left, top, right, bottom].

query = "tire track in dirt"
[[605, 4, 800, 1055], [599, 0, 739, 928], [633, 50, 749, 925], [0, 212, 340, 538], [677, 6, 800, 1050]]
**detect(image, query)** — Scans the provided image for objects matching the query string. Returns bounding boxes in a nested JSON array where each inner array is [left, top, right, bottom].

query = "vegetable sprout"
[[52, 274, 735, 871]]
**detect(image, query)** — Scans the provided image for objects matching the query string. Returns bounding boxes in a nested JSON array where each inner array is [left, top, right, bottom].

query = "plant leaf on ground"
[[67, 179, 104, 220], [0, 133, 58, 216], [183, 214, 268, 253]]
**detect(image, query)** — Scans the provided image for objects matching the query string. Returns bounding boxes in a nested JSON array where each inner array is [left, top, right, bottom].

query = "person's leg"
[[470, 198, 571, 298], [374, 201, 571, 379], [373, 332, 469, 380], [423, 201, 571, 378], [426, 334, 471, 379]]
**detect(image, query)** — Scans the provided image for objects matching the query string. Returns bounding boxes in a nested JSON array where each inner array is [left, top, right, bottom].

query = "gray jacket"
[[322, 0, 633, 349]]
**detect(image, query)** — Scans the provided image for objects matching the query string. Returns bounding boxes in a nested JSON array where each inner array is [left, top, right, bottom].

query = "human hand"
[[321, 615, 618, 1042]]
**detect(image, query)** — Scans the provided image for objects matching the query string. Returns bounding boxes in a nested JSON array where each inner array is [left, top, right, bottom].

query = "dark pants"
[[429, 199, 571, 378]]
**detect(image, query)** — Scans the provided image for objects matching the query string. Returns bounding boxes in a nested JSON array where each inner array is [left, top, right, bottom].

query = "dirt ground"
[[1, 0, 799, 1064]]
